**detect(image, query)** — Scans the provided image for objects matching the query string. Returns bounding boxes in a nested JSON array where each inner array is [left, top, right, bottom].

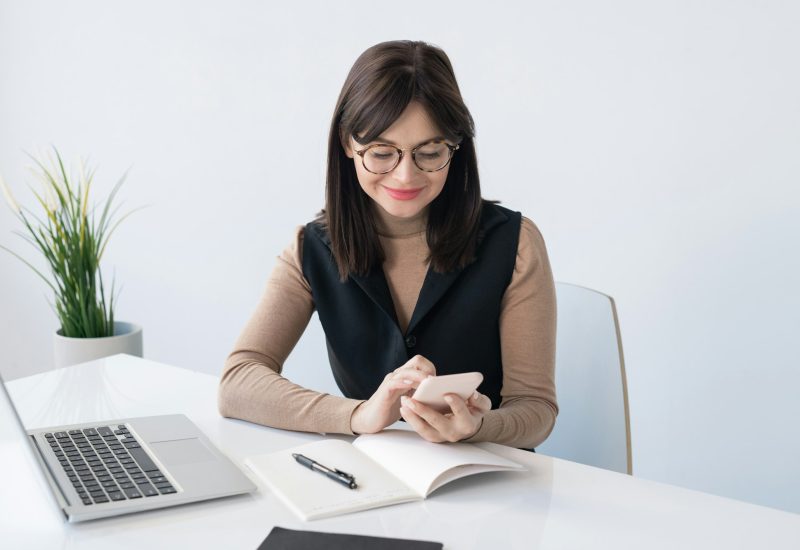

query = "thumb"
[[468, 392, 492, 413]]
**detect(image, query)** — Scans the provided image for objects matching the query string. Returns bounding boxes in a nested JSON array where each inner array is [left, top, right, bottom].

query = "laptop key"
[[123, 487, 142, 499], [107, 491, 126, 501], [97, 427, 113, 437], [139, 484, 159, 497], [158, 486, 177, 495], [93, 496, 109, 503], [129, 447, 159, 472]]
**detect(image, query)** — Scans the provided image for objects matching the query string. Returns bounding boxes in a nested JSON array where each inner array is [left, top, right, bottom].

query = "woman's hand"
[[350, 355, 436, 434], [400, 391, 492, 443]]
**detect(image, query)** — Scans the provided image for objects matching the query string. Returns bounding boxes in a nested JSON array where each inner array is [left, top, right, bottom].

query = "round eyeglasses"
[[354, 139, 460, 174]]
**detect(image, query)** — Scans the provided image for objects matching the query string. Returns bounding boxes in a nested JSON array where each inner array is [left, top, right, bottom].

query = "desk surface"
[[2, 355, 798, 549]]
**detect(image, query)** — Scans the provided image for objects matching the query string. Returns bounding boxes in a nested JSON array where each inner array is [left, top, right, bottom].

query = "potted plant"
[[1, 146, 145, 367]]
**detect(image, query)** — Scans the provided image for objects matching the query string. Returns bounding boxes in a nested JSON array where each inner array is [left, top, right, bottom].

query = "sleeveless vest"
[[301, 202, 521, 409]]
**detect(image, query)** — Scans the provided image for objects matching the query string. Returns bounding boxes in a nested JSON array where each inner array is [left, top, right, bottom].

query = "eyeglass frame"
[[353, 138, 461, 174]]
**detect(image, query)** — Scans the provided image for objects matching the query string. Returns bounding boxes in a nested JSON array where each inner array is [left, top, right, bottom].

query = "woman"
[[218, 40, 557, 449]]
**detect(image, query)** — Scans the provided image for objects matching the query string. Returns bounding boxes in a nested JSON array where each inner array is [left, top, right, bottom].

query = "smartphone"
[[411, 372, 484, 413]]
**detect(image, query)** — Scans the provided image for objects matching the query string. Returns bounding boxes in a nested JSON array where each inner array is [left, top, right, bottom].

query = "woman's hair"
[[321, 39, 483, 281]]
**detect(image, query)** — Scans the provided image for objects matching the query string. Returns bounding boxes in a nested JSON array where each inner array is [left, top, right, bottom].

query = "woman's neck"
[[372, 204, 427, 238]]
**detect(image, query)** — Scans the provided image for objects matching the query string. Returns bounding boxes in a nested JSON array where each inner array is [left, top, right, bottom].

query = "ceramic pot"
[[54, 321, 143, 368]]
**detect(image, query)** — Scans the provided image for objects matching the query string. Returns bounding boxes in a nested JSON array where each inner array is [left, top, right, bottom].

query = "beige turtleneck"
[[218, 207, 558, 449]]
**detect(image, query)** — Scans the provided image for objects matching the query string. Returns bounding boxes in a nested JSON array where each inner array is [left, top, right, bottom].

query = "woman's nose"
[[392, 152, 418, 183]]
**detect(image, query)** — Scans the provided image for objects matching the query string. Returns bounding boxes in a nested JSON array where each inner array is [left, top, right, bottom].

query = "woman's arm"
[[462, 216, 559, 449], [217, 226, 365, 434]]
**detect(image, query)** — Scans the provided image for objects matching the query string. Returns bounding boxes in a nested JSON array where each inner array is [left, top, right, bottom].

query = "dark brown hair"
[[321, 40, 483, 281]]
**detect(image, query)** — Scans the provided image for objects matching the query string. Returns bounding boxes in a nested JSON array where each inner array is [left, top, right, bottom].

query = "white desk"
[[2, 355, 798, 549]]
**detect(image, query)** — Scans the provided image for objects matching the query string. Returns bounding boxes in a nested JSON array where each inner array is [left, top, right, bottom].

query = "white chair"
[[536, 282, 633, 474]]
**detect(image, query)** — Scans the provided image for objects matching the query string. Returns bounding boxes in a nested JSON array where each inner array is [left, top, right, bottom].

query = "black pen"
[[292, 453, 358, 490]]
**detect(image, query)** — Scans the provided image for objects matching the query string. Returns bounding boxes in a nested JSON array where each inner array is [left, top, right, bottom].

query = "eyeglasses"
[[353, 138, 460, 174]]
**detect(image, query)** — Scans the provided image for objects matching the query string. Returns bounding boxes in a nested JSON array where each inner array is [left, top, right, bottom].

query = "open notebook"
[[244, 429, 525, 521]]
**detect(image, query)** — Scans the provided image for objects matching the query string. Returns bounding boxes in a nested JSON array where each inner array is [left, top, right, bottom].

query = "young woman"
[[218, 40, 557, 450]]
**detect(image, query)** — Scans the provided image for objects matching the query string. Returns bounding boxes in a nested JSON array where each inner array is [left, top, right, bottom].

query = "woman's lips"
[[384, 186, 424, 201]]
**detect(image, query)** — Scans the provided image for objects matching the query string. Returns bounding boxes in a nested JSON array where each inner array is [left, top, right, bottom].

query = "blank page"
[[353, 430, 525, 497]]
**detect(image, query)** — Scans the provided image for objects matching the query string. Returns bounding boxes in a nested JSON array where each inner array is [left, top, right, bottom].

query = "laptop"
[[0, 371, 256, 522]]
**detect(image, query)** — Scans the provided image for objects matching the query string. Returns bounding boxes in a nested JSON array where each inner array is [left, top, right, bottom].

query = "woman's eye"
[[418, 152, 442, 159], [371, 153, 393, 159]]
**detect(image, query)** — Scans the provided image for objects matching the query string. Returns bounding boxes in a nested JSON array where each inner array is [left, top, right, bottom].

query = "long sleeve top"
[[218, 210, 558, 449]]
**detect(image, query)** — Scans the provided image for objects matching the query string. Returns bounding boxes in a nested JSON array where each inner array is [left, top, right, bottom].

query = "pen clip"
[[334, 468, 355, 480]]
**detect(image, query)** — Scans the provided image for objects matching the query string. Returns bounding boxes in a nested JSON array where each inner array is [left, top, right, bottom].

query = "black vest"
[[301, 202, 521, 409]]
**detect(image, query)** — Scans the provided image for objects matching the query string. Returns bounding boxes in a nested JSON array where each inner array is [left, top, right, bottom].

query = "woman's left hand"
[[399, 391, 492, 443]]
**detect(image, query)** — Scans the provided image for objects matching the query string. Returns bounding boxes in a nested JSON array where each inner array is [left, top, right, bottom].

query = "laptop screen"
[[0, 372, 64, 517]]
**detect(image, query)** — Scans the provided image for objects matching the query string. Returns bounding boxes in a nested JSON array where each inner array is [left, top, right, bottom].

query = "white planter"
[[54, 321, 143, 368]]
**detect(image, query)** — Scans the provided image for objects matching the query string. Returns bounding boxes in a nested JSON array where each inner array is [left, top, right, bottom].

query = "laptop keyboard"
[[44, 425, 177, 506]]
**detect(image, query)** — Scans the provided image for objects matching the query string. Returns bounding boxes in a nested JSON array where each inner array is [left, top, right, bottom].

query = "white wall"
[[1, 1, 798, 514]]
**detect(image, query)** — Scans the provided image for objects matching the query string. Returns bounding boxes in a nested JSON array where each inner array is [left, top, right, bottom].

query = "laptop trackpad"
[[150, 439, 216, 466]]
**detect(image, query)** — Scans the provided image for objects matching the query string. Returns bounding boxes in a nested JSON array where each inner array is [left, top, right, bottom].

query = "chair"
[[535, 282, 633, 474]]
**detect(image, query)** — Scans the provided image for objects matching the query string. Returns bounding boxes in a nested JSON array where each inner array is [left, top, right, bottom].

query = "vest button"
[[405, 335, 416, 348]]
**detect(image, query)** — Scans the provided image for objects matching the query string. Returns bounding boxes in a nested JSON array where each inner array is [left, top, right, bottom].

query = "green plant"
[[0, 147, 141, 338]]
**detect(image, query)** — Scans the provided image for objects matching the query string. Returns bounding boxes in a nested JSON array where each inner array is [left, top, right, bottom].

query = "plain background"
[[1, 1, 798, 514]]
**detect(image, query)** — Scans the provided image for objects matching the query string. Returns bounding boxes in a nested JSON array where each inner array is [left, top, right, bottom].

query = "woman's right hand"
[[350, 355, 436, 434]]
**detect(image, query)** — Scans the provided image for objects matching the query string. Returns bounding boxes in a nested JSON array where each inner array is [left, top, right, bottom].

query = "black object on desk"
[[257, 526, 444, 550], [292, 453, 357, 489]]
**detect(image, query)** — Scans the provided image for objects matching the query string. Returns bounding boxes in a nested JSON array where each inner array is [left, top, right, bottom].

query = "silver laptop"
[[0, 371, 256, 522]]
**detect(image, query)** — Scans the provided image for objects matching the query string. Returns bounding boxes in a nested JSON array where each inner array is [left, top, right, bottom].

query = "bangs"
[[345, 71, 464, 148]]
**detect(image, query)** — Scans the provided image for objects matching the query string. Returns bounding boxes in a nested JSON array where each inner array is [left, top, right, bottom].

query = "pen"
[[292, 453, 358, 490]]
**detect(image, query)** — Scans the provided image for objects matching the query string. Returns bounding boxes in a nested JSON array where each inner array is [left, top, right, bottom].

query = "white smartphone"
[[412, 372, 484, 413]]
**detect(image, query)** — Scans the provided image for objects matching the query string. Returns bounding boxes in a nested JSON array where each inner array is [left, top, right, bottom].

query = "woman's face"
[[343, 101, 451, 220]]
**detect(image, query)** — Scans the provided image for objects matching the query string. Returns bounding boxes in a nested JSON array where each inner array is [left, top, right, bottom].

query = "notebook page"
[[353, 430, 525, 497], [245, 439, 419, 521]]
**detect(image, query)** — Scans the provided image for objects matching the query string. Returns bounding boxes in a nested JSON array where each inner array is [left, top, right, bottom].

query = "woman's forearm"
[[218, 353, 364, 434]]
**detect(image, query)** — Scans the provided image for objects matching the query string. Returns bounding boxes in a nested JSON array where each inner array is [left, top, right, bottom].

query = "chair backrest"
[[536, 282, 632, 474]]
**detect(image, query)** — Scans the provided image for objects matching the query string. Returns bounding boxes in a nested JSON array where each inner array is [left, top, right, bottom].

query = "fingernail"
[[444, 395, 453, 404], [402, 379, 412, 384]]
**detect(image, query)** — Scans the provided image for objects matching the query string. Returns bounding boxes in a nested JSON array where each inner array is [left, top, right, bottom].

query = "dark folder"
[[258, 526, 444, 549]]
